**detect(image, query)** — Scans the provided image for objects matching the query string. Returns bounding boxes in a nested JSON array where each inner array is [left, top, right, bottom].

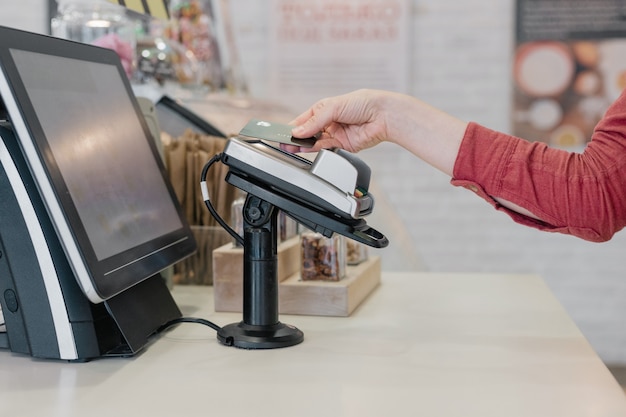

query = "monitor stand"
[[0, 126, 181, 361]]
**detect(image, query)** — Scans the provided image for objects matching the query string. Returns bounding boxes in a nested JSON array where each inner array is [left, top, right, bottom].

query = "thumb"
[[291, 122, 318, 138], [291, 99, 336, 138]]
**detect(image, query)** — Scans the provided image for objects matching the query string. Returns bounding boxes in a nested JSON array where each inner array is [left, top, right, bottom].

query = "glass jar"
[[346, 240, 369, 265], [135, 20, 202, 87], [230, 194, 245, 247], [278, 212, 298, 242], [301, 232, 346, 281], [51, 0, 137, 77], [165, 0, 223, 90]]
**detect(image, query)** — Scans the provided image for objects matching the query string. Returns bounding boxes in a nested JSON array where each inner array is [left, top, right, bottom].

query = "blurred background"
[[4, 0, 626, 370]]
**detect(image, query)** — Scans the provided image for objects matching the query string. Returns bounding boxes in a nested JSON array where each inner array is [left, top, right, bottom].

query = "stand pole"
[[217, 195, 303, 349]]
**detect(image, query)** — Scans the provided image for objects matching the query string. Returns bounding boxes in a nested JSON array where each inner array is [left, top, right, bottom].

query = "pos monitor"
[[0, 26, 196, 360]]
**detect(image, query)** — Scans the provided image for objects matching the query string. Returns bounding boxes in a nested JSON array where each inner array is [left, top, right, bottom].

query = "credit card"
[[239, 119, 318, 148]]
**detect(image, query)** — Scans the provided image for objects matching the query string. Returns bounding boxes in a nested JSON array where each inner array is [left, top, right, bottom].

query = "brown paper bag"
[[162, 129, 239, 284]]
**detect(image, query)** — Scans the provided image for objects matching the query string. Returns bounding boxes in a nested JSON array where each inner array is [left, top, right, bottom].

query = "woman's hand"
[[288, 89, 391, 153], [287, 89, 467, 177]]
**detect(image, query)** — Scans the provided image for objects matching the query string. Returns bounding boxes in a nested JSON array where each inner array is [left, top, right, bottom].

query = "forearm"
[[379, 94, 543, 220], [379, 92, 467, 177], [291, 88, 626, 241], [453, 116, 626, 242], [291, 89, 468, 176]]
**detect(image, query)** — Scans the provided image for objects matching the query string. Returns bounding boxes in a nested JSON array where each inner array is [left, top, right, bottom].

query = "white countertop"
[[1, 272, 625, 417]]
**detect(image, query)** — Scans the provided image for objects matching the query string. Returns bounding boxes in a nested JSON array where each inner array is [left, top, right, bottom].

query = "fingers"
[[279, 134, 338, 154], [288, 90, 369, 153], [279, 143, 303, 153], [289, 108, 313, 128], [290, 117, 319, 139], [291, 97, 338, 138]]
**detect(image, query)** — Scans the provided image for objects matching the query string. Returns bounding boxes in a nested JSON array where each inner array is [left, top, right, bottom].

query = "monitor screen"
[[0, 26, 196, 303]]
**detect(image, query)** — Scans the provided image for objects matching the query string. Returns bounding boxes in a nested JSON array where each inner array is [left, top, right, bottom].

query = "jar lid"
[[57, 0, 126, 12]]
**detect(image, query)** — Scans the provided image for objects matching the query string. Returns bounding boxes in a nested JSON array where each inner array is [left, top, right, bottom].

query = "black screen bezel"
[[0, 26, 196, 301]]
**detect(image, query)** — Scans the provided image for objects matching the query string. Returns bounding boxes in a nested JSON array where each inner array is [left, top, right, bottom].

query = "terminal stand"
[[217, 195, 303, 348], [215, 160, 388, 349]]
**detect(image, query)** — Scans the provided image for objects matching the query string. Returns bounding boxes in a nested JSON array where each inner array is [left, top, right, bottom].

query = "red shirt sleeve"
[[451, 90, 626, 242]]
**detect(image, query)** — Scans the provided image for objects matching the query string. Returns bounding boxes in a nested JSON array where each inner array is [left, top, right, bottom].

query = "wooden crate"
[[279, 257, 381, 317], [212, 234, 381, 316], [212, 236, 301, 312]]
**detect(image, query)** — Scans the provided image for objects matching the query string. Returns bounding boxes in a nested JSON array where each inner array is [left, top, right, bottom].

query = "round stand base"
[[217, 321, 304, 349]]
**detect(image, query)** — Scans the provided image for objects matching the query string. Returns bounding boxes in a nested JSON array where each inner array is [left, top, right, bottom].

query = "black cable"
[[200, 153, 244, 246], [159, 153, 241, 339], [157, 316, 222, 334], [154, 153, 240, 339]]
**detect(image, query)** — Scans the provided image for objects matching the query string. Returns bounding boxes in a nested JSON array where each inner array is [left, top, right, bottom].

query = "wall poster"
[[514, 0, 626, 147], [267, 0, 410, 113]]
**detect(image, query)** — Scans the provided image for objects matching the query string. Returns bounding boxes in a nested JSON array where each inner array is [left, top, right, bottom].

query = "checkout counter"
[[2, 272, 626, 416]]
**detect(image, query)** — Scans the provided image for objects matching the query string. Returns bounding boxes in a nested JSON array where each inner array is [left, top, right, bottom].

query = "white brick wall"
[[0, 0, 48, 34], [4, 0, 626, 365], [230, 0, 626, 365]]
